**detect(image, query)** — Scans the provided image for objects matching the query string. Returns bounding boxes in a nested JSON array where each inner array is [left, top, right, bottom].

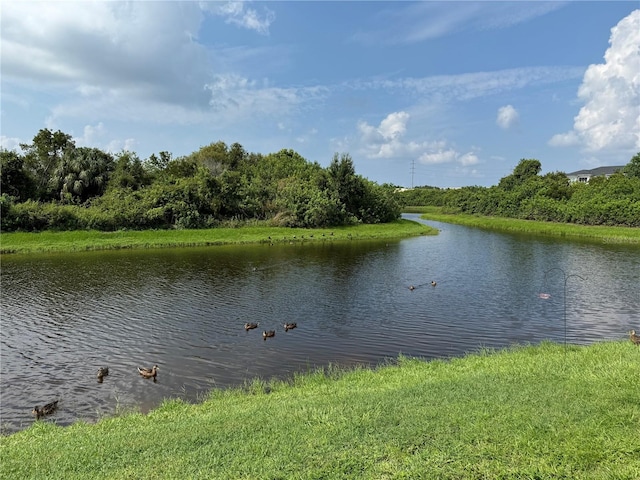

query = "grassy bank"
[[2, 341, 639, 479], [0, 219, 435, 255], [407, 206, 640, 244]]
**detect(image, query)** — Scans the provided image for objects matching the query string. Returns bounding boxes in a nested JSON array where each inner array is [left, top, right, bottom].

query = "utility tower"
[[410, 159, 415, 188]]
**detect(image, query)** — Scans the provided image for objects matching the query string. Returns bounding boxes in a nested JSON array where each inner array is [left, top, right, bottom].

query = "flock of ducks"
[[33, 322, 298, 421], [30, 325, 639, 422], [245, 321, 298, 339], [32, 364, 160, 421], [409, 281, 437, 291]]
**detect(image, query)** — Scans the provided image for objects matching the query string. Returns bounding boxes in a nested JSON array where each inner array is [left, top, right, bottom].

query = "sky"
[[1, 1, 639, 188]]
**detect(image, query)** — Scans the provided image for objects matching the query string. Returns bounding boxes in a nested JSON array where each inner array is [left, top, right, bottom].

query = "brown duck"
[[138, 365, 159, 379], [629, 330, 640, 345], [263, 330, 275, 340], [32, 400, 58, 419], [284, 322, 297, 332], [244, 322, 259, 331]]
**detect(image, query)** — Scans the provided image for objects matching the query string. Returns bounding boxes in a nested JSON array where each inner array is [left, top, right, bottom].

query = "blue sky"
[[1, 1, 639, 188]]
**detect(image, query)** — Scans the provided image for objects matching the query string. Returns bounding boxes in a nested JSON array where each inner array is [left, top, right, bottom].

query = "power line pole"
[[410, 159, 415, 188]]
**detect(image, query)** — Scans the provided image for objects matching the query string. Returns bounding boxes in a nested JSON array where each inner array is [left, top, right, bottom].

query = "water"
[[1, 215, 639, 433]]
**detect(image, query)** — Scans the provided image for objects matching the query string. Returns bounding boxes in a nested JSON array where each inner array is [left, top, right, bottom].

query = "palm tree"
[[49, 148, 115, 203]]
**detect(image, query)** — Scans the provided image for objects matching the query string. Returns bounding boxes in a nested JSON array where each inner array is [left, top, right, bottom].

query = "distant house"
[[566, 166, 624, 183]]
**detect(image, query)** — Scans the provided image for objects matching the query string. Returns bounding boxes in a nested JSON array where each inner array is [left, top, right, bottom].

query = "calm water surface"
[[1, 215, 639, 433]]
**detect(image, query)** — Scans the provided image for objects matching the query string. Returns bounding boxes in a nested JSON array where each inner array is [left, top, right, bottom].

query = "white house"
[[566, 166, 624, 183]]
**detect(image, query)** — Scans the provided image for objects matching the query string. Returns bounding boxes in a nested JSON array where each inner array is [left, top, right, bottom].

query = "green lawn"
[[408, 207, 640, 244], [0, 219, 436, 255], [2, 341, 639, 479]]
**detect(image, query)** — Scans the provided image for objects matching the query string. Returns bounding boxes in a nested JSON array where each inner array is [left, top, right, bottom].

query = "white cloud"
[[379, 112, 409, 140], [203, 1, 275, 35], [357, 111, 480, 169], [459, 152, 480, 166], [548, 131, 579, 147], [106, 138, 138, 154], [418, 147, 479, 167], [0, 2, 301, 129], [352, 2, 566, 45], [550, 9, 640, 152], [204, 74, 327, 120], [354, 66, 584, 102], [418, 149, 458, 165], [496, 105, 519, 130], [75, 123, 107, 147], [0, 136, 22, 152], [1, 2, 212, 107], [72, 122, 134, 153], [357, 111, 412, 158]]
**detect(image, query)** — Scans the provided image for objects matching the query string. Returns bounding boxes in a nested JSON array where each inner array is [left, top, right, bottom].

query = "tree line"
[[0, 129, 401, 232], [399, 155, 640, 227]]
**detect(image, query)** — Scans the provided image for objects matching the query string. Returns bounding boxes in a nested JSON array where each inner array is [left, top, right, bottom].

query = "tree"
[[537, 172, 571, 201], [624, 152, 640, 179], [189, 142, 229, 175], [145, 151, 173, 176], [49, 147, 115, 203], [107, 151, 149, 191], [498, 159, 542, 190], [327, 153, 365, 219], [20, 129, 75, 200], [228, 142, 246, 170], [1, 149, 35, 200]]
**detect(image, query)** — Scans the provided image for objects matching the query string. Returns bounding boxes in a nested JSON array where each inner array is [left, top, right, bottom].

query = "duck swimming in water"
[[284, 322, 297, 332], [138, 365, 159, 379], [97, 367, 109, 382], [263, 330, 275, 340], [32, 400, 58, 419]]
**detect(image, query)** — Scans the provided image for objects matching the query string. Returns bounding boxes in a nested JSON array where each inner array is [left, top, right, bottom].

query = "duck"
[[138, 365, 159, 379], [409, 285, 415, 291], [284, 322, 297, 332], [431, 281, 437, 287], [629, 330, 640, 345], [32, 400, 58, 419], [263, 330, 276, 340], [97, 367, 109, 381], [244, 322, 259, 331]]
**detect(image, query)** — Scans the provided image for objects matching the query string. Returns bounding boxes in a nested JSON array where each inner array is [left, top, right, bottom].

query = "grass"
[[2, 341, 639, 479], [408, 206, 640, 244], [0, 219, 436, 255]]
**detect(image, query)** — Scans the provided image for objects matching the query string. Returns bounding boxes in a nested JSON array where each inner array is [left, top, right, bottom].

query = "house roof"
[[566, 166, 624, 177]]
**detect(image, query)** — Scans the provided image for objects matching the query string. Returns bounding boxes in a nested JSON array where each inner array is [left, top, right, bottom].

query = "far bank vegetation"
[[2, 130, 639, 233], [398, 155, 640, 227], [1, 129, 400, 232]]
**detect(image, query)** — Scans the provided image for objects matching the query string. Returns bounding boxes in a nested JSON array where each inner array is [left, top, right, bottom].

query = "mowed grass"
[[408, 207, 640, 244], [2, 341, 639, 479], [0, 219, 435, 255]]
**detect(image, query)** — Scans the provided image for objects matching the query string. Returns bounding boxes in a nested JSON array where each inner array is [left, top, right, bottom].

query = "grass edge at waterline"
[[2, 341, 639, 479], [406, 206, 640, 244], [0, 219, 436, 255]]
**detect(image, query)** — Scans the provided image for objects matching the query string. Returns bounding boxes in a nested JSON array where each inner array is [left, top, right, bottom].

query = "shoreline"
[[0, 219, 437, 255], [407, 207, 640, 244], [2, 341, 638, 478]]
